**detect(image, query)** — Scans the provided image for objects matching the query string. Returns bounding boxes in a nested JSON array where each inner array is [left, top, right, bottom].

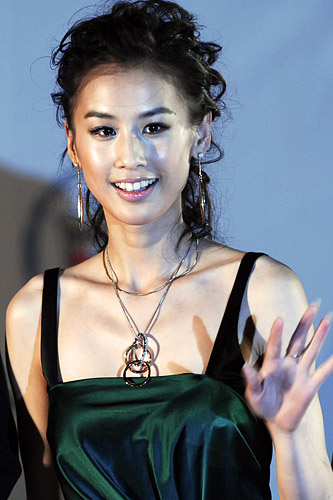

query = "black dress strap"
[[41, 268, 62, 390], [205, 252, 266, 391]]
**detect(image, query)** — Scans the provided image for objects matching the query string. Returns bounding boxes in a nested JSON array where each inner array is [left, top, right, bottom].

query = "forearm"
[[269, 422, 333, 500]]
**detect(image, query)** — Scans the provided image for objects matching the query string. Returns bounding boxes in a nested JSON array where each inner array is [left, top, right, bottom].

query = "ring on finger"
[[285, 348, 306, 360]]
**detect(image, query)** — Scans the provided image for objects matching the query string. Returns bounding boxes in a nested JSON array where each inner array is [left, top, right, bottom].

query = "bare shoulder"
[[244, 254, 309, 347], [6, 273, 44, 335], [249, 254, 308, 311], [6, 252, 103, 350], [200, 242, 306, 309]]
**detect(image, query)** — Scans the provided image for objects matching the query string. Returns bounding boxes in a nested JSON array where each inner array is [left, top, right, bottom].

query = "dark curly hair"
[[51, 0, 227, 249]]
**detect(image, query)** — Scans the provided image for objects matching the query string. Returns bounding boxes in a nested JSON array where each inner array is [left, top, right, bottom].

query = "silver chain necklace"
[[103, 239, 199, 387], [105, 238, 199, 296]]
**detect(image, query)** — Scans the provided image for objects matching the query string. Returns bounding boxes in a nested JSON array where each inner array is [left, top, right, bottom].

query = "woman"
[[6, 1, 333, 499]]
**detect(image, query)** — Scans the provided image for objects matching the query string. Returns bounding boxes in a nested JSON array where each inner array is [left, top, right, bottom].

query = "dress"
[[41, 252, 272, 500]]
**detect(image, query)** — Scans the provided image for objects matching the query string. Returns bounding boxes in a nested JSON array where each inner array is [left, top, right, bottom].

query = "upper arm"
[[243, 255, 310, 356], [6, 275, 61, 499]]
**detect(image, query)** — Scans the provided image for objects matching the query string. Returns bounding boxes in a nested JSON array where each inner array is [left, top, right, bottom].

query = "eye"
[[90, 126, 116, 138], [143, 122, 170, 135]]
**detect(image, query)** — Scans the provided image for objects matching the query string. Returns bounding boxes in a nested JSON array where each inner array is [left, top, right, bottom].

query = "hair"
[[51, 0, 227, 249]]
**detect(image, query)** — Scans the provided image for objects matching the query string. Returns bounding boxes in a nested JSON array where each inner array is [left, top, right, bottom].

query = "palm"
[[243, 306, 333, 432]]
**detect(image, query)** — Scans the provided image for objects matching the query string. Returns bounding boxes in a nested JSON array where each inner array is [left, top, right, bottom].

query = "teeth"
[[115, 179, 156, 192]]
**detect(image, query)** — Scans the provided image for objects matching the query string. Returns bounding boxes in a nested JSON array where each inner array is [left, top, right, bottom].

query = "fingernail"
[[321, 312, 333, 329], [324, 311, 333, 323], [310, 299, 322, 308]]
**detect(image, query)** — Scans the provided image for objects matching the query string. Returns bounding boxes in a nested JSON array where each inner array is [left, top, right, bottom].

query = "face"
[[66, 66, 210, 231]]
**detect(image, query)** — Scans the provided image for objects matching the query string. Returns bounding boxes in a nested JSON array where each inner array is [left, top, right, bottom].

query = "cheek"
[[77, 140, 110, 175], [89, 147, 107, 167], [170, 140, 194, 175], [152, 133, 194, 171], [78, 152, 110, 198]]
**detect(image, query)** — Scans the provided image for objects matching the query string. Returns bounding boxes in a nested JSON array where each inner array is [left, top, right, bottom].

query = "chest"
[[57, 273, 237, 381]]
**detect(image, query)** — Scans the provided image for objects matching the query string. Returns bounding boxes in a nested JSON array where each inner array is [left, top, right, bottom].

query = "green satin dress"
[[42, 253, 272, 500]]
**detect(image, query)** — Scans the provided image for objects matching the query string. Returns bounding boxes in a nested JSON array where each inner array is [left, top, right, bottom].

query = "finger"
[[285, 302, 320, 356], [311, 355, 333, 391], [262, 317, 283, 365], [301, 314, 332, 368]]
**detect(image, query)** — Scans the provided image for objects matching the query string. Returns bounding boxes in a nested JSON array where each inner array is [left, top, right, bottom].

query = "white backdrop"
[[1, 1, 332, 498]]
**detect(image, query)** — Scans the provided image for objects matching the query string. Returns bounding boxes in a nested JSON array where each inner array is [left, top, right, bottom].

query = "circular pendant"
[[123, 361, 151, 387], [125, 343, 152, 367]]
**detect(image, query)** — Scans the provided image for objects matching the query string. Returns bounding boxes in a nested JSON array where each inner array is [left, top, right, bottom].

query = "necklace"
[[103, 238, 199, 387], [103, 253, 180, 387], [105, 238, 199, 296]]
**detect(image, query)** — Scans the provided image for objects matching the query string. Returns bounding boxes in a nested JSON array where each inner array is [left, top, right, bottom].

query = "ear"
[[65, 120, 78, 165], [191, 112, 212, 159]]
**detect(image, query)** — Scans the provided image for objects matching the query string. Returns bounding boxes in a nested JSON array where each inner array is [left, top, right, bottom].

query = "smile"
[[113, 179, 157, 192]]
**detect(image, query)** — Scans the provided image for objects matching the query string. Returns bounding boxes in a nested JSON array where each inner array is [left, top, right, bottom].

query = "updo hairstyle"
[[51, 0, 227, 249]]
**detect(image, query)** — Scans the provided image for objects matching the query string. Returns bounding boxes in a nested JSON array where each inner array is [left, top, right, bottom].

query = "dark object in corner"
[[0, 353, 21, 500]]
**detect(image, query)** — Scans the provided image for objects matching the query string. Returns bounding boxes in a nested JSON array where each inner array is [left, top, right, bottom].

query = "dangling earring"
[[74, 163, 84, 230], [198, 152, 206, 222]]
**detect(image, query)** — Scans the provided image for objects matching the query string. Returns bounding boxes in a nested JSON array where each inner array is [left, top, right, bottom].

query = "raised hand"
[[242, 304, 333, 432]]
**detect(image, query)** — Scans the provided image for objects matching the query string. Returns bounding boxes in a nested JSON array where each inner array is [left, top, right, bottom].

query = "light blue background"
[[1, 1, 332, 498]]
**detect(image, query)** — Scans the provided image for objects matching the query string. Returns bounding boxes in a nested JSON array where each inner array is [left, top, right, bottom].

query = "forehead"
[[74, 65, 190, 119]]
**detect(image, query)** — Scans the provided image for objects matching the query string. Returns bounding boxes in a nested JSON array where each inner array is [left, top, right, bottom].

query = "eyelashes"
[[89, 126, 116, 138], [142, 122, 170, 135], [89, 122, 170, 139]]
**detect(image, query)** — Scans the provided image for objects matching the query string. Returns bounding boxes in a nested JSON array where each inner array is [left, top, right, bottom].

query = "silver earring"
[[74, 163, 84, 230], [198, 152, 206, 222]]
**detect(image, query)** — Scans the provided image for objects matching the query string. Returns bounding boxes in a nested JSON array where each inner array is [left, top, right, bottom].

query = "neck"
[[104, 220, 193, 294]]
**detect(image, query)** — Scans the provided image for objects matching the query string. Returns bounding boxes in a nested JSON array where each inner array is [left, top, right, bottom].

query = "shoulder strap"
[[205, 252, 266, 388], [41, 268, 62, 390]]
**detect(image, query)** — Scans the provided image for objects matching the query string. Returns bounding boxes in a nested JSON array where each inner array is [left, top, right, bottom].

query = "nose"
[[113, 131, 147, 170]]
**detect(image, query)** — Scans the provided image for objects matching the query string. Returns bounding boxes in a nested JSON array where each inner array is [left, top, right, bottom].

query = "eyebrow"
[[84, 107, 175, 120]]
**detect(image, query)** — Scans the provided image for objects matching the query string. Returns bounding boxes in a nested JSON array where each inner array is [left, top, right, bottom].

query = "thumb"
[[242, 363, 262, 394]]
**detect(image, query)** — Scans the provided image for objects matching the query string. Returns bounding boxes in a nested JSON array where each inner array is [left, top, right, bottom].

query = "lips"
[[111, 177, 158, 201], [113, 178, 157, 192]]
